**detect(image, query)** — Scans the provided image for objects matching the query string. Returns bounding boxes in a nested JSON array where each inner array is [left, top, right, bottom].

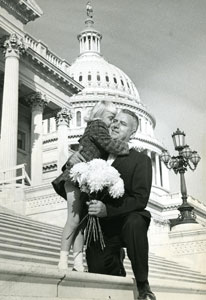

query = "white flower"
[[70, 158, 124, 199], [109, 179, 124, 198], [70, 162, 89, 184]]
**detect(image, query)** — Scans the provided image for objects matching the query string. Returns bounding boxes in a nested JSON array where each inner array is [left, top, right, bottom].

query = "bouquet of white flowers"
[[70, 158, 124, 249]]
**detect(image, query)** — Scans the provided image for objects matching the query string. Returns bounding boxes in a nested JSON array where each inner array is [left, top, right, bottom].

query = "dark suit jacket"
[[105, 149, 152, 220]]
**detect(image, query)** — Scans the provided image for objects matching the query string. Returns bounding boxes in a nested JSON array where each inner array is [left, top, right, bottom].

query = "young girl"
[[52, 100, 129, 271]]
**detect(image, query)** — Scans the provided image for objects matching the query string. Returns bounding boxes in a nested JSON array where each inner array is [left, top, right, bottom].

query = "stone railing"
[[0, 164, 31, 188], [24, 34, 70, 73], [25, 182, 65, 209], [43, 128, 85, 145]]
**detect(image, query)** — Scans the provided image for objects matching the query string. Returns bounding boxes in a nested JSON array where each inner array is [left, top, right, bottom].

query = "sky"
[[26, 0, 206, 204]]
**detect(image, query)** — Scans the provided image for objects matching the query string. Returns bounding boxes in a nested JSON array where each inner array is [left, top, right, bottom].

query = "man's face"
[[110, 112, 135, 141]]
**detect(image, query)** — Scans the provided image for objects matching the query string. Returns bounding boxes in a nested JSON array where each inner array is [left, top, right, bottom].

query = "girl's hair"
[[84, 100, 117, 122]]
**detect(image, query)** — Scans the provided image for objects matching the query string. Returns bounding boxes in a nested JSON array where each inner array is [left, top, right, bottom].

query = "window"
[[97, 74, 100, 81], [105, 75, 109, 82], [127, 81, 130, 90], [76, 111, 81, 127], [79, 75, 82, 82], [138, 118, 142, 131], [121, 79, 124, 86], [18, 130, 26, 151], [88, 36, 91, 50], [113, 77, 117, 84], [88, 74, 92, 81]]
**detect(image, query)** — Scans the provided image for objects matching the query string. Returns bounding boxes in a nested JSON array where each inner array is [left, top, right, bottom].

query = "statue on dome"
[[86, 1, 93, 18]]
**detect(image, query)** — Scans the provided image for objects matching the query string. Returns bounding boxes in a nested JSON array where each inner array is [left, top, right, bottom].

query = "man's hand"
[[87, 200, 107, 218], [67, 146, 86, 166]]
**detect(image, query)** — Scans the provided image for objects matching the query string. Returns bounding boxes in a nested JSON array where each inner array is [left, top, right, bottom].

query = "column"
[[161, 160, 170, 190], [26, 92, 48, 185], [147, 150, 155, 185], [0, 33, 25, 176], [155, 153, 161, 186], [55, 108, 72, 173], [86, 34, 89, 50], [147, 149, 152, 158]]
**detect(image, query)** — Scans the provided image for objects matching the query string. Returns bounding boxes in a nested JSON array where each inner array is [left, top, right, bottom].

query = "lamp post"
[[160, 128, 201, 227]]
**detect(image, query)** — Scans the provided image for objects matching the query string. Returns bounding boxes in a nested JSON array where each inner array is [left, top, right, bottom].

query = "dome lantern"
[[77, 2, 102, 55]]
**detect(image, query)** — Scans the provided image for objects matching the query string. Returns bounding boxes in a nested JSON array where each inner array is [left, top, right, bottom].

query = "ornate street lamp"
[[160, 128, 201, 228]]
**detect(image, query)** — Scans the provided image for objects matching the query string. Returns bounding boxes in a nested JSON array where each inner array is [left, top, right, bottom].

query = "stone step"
[[0, 231, 60, 247], [0, 249, 58, 265], [0, 206, 206, 299], [0, 258, 206, 300], [0, 258, 137, 300], [0, 236, 60, 251], [0, 219, 62, 240], [0, 211, 62, 232], [0, 223, 61, 242], [0, 246, 205, 284], [0, 210, 206, 283], [0, 236, 204, 280]]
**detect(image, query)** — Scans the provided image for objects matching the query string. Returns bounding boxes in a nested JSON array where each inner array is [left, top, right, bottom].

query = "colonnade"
[[0, 34, 25, 178], [0, 33, 72, 185], [147, 150, 169, 190]]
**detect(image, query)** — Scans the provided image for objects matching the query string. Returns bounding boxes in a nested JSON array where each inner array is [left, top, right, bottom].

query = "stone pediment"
[[0, 0, 43, 24]]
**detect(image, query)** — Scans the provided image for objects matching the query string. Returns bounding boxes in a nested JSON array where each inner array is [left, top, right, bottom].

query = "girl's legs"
[[72, 230, 84, 271], [58, 181, 84, 270]]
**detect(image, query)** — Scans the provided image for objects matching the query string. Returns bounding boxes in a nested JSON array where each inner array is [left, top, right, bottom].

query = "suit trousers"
[[86, 211, 150, 282]]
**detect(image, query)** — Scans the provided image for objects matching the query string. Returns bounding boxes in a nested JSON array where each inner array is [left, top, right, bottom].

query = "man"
[[70, 109, 156, 300]]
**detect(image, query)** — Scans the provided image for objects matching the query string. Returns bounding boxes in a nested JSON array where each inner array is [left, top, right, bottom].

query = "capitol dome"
[[68, 14, 157, 137], [69, 51, 141, 104], [67, 8, 168, 188], [69, 16, 144, 108]]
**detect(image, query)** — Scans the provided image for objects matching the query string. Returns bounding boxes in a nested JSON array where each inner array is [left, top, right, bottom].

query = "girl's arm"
[[89, 120, 129, 155]]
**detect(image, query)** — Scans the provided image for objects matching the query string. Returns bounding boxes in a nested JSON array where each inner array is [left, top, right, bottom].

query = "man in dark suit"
[[85, 109, 156, 300]]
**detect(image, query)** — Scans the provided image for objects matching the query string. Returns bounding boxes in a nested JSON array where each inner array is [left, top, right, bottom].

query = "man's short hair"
[[121, 109, 139, 131]]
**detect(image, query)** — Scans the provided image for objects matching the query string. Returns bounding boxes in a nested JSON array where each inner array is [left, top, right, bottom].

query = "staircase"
[[0, 205, 206, 300]]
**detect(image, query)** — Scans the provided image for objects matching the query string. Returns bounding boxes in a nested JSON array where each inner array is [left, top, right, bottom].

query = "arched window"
[[79, 75, 82, 82], [138, 118, 142, 132], [76, 111, 81, 127], [113, 77, 117, 84], [97, 74, 100, 81], [121, 79, 124, 86], [88, 74, 92, 81], [105, 75, 109, 82]]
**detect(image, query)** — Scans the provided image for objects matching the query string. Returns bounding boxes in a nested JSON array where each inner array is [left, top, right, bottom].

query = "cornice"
[[42, 130, 165, 153], [132, 136, 166, 152], [0, 0, 43, 24], [22, 48, 83, 96], [70, 96, 156, 126]]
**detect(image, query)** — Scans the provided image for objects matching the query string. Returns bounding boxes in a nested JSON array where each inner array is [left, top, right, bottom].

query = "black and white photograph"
[[0, 1, 205, 299]]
